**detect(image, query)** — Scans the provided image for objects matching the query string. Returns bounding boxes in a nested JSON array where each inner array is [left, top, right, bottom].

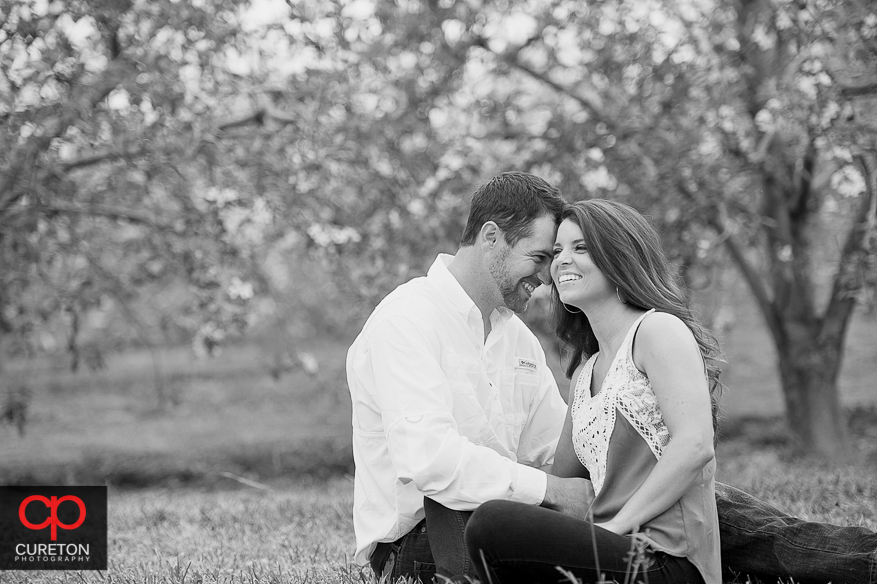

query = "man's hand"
[[541, 475, 595, 520], [594, 520, 626, 535]]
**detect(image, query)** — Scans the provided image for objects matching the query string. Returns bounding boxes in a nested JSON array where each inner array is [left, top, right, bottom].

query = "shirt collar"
[[427, 254, 514, 327]]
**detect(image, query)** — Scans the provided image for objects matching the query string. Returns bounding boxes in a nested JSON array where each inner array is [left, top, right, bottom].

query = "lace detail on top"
[[571, 309, 671, 496]]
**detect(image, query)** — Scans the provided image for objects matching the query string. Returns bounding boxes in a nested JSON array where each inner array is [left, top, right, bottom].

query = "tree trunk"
[[722, 206, 857, 457], [67, 308, 80, 373], [775, 329, 851, 458]]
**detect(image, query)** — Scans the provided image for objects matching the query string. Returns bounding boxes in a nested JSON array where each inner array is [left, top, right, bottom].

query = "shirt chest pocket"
[[443, 352, 500, 446], [443, 352, 481, 394], [500, 369, 540, 451]]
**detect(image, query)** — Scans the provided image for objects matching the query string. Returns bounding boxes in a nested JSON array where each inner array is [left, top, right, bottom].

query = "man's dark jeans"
[[717, 483, 877, 584], [369, 519, 436, 582], [371, 485, 877, 583], [369, 498, 474, 583]]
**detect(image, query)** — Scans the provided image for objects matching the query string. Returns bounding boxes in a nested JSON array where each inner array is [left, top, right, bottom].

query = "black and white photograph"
[[1, 0, 876, 582]]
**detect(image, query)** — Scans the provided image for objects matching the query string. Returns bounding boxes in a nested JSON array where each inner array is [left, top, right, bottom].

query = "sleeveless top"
[[571, 310, 721, 584]]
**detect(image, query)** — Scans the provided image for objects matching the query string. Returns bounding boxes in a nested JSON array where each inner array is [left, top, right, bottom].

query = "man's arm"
[[368, 316, 547, 509], [513, 348, 594, 517], [513, 340, 568, 469], [542, 475, 595, 520]]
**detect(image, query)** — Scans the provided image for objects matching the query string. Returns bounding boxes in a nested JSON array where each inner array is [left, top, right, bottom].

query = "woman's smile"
[[556, 273, 582, 285]]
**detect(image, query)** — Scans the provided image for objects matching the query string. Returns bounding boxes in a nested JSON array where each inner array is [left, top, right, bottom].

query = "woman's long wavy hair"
[[552, 200, 723, 429]]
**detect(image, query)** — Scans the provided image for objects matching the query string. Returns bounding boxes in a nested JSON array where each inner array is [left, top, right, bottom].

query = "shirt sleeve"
[[367, 315, 547, 510], [515, 343, 568, 468]]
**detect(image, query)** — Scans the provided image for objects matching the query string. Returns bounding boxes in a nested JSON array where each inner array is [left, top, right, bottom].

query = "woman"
[[465, 200, 723, 584]]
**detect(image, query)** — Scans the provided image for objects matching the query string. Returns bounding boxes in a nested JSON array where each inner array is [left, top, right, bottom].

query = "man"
[[347, 172, 586, 580], [347, 172, 877, 583]]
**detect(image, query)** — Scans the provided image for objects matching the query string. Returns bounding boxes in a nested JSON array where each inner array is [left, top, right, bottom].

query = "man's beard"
[[489, 248, 530, 314]]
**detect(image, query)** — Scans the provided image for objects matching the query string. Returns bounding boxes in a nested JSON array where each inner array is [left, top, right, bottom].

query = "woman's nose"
[[555, 251, 571, 264]]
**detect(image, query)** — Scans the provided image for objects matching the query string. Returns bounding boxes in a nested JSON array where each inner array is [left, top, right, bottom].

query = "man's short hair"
[[460, 172, 565, 247]]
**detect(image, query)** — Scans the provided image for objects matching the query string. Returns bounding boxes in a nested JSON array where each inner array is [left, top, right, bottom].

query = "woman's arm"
[[551, 361, 592, 481], [597, 311, 715, 535]]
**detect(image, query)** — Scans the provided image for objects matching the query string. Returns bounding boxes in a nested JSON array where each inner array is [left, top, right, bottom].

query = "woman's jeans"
[[466, 500, 704, 584], [370, 484, 877, 584]]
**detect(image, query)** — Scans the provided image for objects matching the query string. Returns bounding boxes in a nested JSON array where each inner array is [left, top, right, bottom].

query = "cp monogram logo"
[[19, 496, 87, 541]]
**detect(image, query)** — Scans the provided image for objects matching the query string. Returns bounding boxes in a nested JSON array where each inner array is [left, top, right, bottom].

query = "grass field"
[[0, 433, 875, 584], [0, 479, 359, 584], [1, 299, 876, 583], [0, 337, 353, 486]]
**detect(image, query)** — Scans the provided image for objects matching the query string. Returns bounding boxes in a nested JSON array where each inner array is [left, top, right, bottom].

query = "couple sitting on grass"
[[346, 172, 877, 584]]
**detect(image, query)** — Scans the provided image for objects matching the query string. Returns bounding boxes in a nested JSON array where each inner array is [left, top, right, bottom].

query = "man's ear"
[[480, 221, 502, 251]]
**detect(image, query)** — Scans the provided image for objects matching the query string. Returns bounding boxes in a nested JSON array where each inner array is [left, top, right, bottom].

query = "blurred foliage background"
[[1, 0, 876, 467]]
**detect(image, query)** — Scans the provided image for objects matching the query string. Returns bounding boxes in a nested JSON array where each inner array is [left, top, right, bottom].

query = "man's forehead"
[[517, 215, 558, 253]]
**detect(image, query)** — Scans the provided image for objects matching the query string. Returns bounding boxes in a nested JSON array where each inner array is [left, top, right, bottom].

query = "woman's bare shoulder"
[[634, 311, 699, 369]]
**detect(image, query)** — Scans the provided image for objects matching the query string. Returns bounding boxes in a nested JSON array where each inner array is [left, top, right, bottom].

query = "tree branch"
[[59, 147, 145, 172], [0, 59, 132, 215], [217, 109, 267, 131], [32, 200, 173, 231], [789, 138, 817, 219], [472, 35, 609, 127], [677, 179, 786, 341], [840, 81, 877, 98], [216, 96, 300, 132], [716, 211, 786, 343], [721, 227, 783, 332], [470, 36, 669, 176], [750, 130, 776, 164], [822, 154, 877, 342]]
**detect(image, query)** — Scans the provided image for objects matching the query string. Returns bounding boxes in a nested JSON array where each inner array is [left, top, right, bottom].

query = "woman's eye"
[[575, 245, 588, 252]]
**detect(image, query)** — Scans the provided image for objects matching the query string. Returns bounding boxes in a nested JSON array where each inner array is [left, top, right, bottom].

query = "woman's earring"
[[616, 287, 627, 304], [562, 303, 582, 314]]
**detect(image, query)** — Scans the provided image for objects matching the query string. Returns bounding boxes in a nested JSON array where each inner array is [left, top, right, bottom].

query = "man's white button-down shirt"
[[346, 254, 567, 565]]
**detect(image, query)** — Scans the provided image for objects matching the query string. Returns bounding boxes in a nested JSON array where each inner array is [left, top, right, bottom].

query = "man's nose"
[[537, 263, 552, 286]]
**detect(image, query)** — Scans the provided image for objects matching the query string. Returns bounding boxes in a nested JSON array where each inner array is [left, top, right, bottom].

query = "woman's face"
[[551, 219, 614, 308]]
